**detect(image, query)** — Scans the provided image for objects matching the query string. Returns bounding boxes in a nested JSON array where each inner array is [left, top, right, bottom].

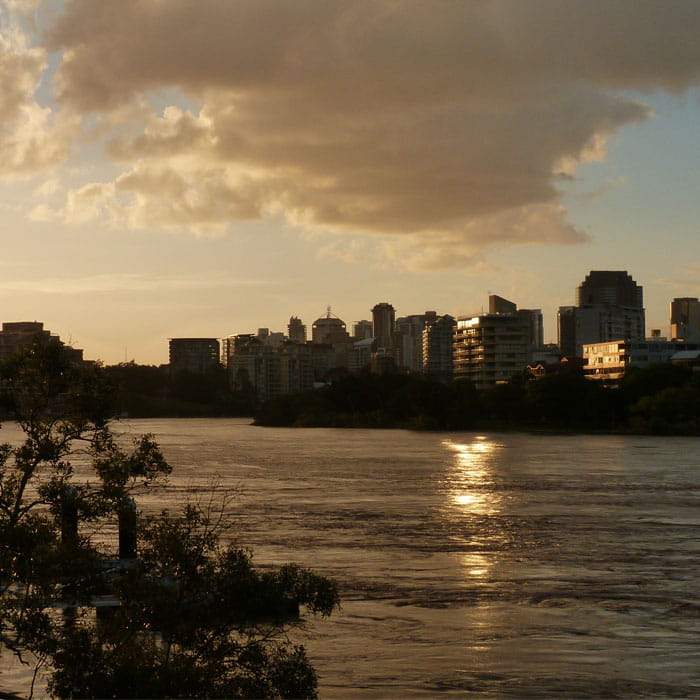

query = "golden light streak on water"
[[443, 436, 502, 516]]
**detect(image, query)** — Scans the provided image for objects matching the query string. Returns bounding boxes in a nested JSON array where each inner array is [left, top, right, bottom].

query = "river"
[[3, 418, 700, 697]]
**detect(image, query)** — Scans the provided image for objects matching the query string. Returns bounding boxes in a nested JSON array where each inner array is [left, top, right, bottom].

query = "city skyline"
[[1, 1, 700, 364]]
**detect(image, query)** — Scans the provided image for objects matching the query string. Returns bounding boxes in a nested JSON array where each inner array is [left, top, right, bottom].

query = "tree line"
[[52, 358, 700, 434], [102, 362, 256, 417], [254, 364, 700, 435]]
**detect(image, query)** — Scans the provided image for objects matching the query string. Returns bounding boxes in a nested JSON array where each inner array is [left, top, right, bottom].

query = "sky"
[[1, 0, 700, 365]]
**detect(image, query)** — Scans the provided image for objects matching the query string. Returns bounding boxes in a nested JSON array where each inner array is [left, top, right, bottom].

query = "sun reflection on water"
[[443, 436, 502, 516], [459, 552, 491, 578], [442, 436, 506, 585]]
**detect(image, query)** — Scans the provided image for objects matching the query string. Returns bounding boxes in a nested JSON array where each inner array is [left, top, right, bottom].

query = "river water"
[[3, 418, 700, 697]]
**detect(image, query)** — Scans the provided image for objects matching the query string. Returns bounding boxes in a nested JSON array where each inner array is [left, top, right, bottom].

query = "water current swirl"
[[2, 418, 699, 698]]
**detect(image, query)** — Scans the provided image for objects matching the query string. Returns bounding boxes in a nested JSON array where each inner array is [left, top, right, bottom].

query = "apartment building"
[[583, 338, 700, 382], [453, 312, 530, 389], [169, 338, 220, 374]]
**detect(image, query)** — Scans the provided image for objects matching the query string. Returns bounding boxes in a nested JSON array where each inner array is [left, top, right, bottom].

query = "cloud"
[[32, 176, 60, 197], [0, 5, 78, 174], [572, 175, 629, 205], [0, 271, 278, 295], [21, 1, 700, 261], [655, 264, 700, 293]]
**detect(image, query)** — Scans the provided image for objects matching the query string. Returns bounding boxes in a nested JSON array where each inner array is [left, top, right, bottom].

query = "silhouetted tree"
[[103, 362, 256, 417], [0, 340, 338, 698], [618, 363, 692, 405], [524, 368, 602, 428], [480, 376, 527, 424]]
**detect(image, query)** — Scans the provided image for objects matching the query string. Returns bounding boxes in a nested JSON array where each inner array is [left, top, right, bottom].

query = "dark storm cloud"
[[11, 0, 700, 261]]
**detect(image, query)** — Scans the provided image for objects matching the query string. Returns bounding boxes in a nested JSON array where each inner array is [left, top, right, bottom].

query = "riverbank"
[[252, 365, 700, 436], [85, 362, 700, 436]]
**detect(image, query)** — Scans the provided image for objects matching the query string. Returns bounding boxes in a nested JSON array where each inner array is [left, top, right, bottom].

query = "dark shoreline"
[[251, 418, 700, 437]]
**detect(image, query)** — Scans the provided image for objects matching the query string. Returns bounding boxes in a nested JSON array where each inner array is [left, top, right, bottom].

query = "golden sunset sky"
[[2, 0, 700, 363]]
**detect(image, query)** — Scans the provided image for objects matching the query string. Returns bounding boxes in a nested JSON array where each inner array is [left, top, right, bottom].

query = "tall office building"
[[422, 315, 455, 382], [518, 308, 544, 350], [287, 316, 307, 344], [372, 302, 396, 352], [352, 320, 373, 340], [557, 306, 578, 358], [559, 271, 645, 357], [577, 271, 643, 308], [395, 311, 437, 371], [670, 298, 700, 340], [489, 295, 517, 314]]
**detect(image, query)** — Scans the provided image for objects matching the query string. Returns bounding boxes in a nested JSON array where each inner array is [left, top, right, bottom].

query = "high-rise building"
[[558, 271, 645, 357], [453, 312, 530, 389], [0, 321, 83, 363], [670, 298, 700, 340], [372, 303, 396, 352], [489, 295, 543, 352], [277, 341, 315, 394], [577, 270, 643, 308], [489, 295, 517, 314], [227, 335, 333, 401], [311, 308, 352, 371], [557, 306, 578, 358], [352, 320, 373, 341], [256, 328, 285, 348], [169, 338, 220, 374], [349, 337, 375, 372], [395, 311, 437, 372], [422, 315, 455, 382], [517, 308, 544, 350], [227, 335, 276, 400], [311, 308, 350, 345], [222, 333, 253, 368], [287, 316, 307, 344]]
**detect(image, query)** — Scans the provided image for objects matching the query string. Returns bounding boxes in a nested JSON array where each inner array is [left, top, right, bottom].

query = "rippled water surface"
[[4, 418, 700, 697]]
